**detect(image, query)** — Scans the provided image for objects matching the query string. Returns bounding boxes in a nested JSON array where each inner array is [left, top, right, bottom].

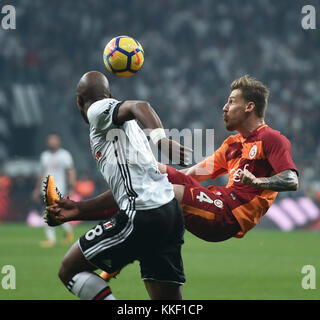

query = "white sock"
[[67, 272, 116, 300], [44, 226, 56, 242], [62, 222, 73, 233]]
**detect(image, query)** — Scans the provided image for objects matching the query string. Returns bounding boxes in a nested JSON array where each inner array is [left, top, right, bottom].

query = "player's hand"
[[157, 138, 193, 167], [46, 198, 80, 225], [239, 168, 259, 187]]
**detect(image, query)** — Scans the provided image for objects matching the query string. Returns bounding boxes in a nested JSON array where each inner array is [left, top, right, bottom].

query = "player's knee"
[[58, 249, 79, 286], [58, 258, 72, 286], [58, 242, 95, 286]]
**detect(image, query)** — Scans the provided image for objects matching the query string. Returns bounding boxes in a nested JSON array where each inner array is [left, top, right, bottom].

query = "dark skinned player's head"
[[76, 71, 112, 123]]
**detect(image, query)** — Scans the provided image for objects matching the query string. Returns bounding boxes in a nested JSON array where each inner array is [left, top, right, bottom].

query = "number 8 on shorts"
[[85, 225, 103, 241]]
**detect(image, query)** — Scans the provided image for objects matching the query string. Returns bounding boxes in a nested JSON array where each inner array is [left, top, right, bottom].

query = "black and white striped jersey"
[[87, 98, 174, 211]]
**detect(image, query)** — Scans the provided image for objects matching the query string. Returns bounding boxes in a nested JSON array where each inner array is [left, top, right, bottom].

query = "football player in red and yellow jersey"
[[161, 74, 298, 240]]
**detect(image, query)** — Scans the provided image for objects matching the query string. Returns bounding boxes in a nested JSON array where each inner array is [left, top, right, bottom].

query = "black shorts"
[[78, 198, 185, 284]]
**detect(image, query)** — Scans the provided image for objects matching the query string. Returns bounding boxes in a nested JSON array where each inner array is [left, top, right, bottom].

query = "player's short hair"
[[47, 132, 60, 137], [231, 75, 270, 118]]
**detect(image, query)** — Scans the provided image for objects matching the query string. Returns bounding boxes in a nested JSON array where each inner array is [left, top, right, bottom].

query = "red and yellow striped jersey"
[[199, 125, 298, 237]]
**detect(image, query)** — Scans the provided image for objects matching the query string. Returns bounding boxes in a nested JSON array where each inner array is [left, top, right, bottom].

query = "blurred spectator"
[[31, 133, 76, 248], [0, 175, 12, 222]]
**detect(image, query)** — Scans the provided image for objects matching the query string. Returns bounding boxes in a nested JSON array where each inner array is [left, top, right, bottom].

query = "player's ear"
[[245, 102, 255, 113], [77, 95, 84, 108]]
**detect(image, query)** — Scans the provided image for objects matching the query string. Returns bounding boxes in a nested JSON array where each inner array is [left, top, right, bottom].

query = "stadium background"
[[0, 0, 319, 300]]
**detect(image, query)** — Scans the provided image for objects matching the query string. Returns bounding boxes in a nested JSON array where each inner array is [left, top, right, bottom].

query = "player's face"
[[47, 134, 61, 151], [223, 89, 249, 131], [77, 94, 89, 124]]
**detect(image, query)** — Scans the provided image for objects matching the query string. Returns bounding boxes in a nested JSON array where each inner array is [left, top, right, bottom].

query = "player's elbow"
[[287, 176, 299, 191], [125, 100, 152, 121], [132, 100, 151, 113], [116, 100, 151, 123], [291, 172, 299, 191], [291, 180, 299, 191], [129, 100, 163, 130], [286, 170, 299, 192]]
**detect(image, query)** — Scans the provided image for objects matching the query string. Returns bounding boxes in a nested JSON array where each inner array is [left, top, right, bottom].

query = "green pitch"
[[0, 223, 319, 300]]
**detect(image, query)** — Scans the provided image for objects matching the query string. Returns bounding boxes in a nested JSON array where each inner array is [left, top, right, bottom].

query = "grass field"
[[0, 223, 319, 300]]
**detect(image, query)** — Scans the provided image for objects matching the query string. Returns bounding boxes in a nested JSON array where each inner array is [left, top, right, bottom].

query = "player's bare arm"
[[240, 168, 299, 192], [46, 190, 118, 224], [46, 177, 186, 225], [118, 100, 191, 166]]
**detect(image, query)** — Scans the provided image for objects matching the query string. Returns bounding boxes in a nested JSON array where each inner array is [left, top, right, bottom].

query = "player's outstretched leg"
[[58, 242, 116, 300]]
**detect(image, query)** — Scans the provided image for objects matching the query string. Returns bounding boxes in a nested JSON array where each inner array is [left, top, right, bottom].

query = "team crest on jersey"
[[103, 219, 115, 230], [214, 199, 223, 209], [95, 151, 102, 161], [249, 145, 257, 159]]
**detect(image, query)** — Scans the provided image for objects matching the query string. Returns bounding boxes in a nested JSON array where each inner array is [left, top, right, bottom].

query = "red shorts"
[[166, 165, 241, 242]]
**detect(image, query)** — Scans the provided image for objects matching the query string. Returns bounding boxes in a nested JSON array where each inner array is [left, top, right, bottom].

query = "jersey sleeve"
[[39, 152, 46, 171], [87, 98, 123, 132], [263, 131, 298, 174], [199, 142, 228, 180], [62, 150, 74, 168]]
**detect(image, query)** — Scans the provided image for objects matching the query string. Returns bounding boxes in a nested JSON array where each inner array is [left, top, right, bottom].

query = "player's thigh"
[[182, 185, 240, 241], [139, 237, 185, 294], [78, 212, 137, 274], [144, 280, 183, 300], [166, 165, 203, 187], [59, 241, 97, 285]]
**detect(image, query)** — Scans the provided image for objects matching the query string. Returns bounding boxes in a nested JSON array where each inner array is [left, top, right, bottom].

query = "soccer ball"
[[103, 36, 144, 77]]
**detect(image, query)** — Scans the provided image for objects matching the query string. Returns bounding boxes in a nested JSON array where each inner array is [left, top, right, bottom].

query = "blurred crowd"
[[0, 0, 319, 220]]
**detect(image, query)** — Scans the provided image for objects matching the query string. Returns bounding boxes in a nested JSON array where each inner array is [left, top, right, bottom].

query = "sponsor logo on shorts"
[[214, 199, 223, 209], [230, 192, 237, 201], [103, 220, 115, 230]]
